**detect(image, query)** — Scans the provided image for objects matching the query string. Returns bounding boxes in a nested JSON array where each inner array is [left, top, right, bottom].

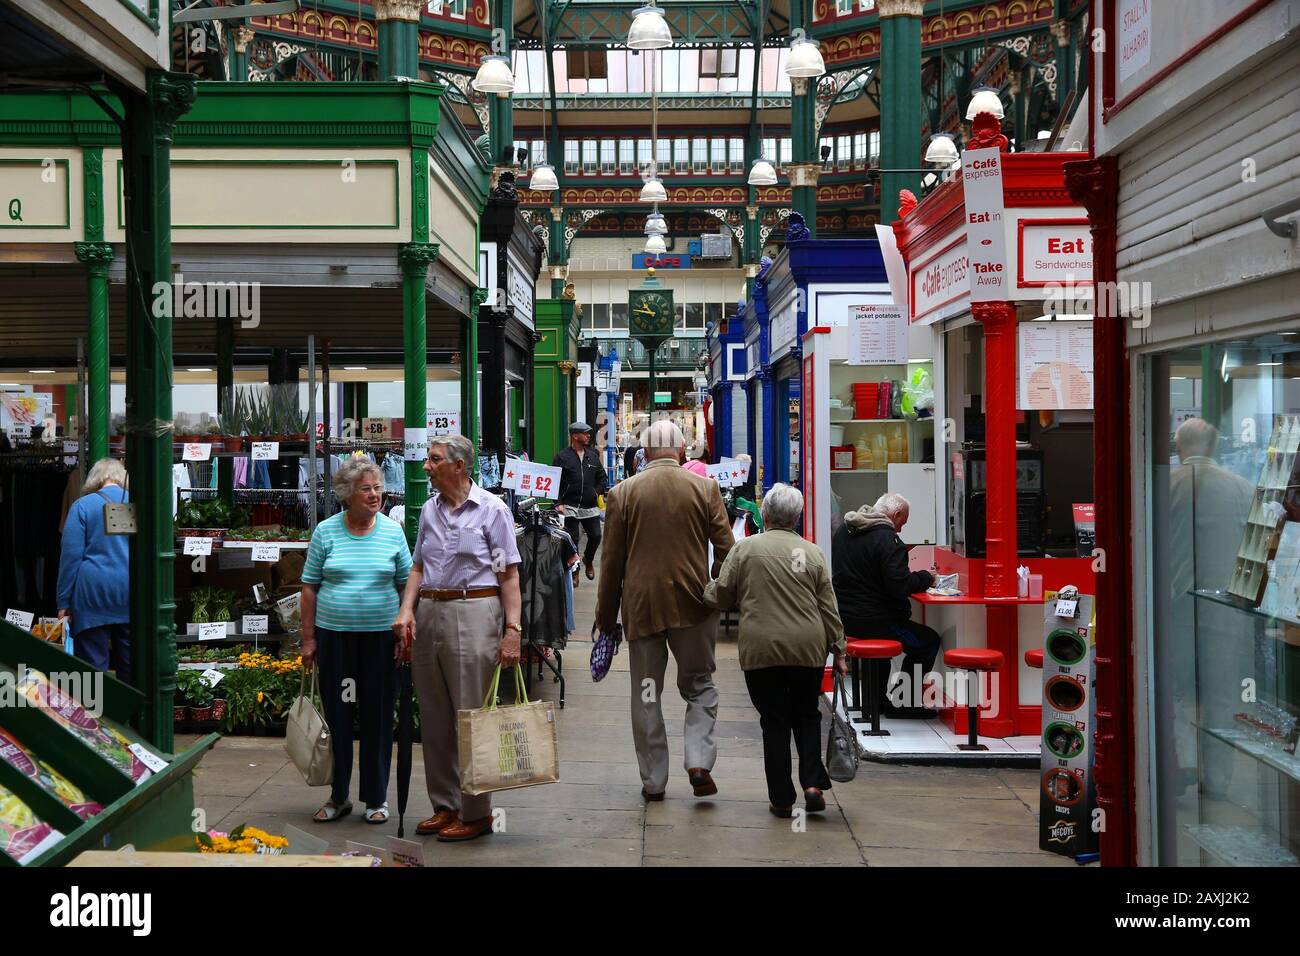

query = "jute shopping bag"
[[458, 664, 560, 796]]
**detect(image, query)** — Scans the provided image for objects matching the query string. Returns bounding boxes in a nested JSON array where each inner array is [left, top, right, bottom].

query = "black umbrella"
[[395, 661, 414, 838]]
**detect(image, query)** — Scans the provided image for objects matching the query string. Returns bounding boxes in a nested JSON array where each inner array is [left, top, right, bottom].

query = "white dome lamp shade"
[[628, 4, 673, 50], [747, 158, 778, 186], [639, 176, 668, 204], [924, 133, 959, 166], [528, 162, 559, 193], [644, 208, 668, 236], [785, 38, 826, 79], [644, 234, 668, 256], [965, 88, 1005, 120], [472, 54, 515, 94]]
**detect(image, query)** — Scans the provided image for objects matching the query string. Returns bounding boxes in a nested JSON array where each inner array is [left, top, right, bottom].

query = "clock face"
[[629, 290, 673, 338]]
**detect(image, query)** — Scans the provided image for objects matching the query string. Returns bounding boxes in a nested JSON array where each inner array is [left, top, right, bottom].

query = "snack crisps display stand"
[[0, 621, 216, 866]]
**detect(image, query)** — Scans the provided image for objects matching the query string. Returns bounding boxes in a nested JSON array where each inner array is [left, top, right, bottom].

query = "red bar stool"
[[943, 648, 1005, 751], [1025, 648, 1044, 669], [845, 639, 903, 736]]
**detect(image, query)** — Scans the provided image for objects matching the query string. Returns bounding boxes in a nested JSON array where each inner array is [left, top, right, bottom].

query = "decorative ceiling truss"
[[515, 1, 788, 49], [512, 93, 793, 111], [814, 66, 875, 141]]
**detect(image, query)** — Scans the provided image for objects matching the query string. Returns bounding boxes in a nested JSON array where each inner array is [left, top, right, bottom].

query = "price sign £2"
[[506, 462, 562, 500]]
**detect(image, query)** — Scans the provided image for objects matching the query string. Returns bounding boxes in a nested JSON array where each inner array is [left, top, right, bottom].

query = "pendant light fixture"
[[784, 36, 826, 79], [527, 13, 557, 193], [924, 133, 959, 165], [472, 54, 514, 94], [644, 234, 668, 255], [747, 158, 778, 186], [628, 3, 672, 50], [639, 176, 668, 203], [966, 87, 1005, 120], [644, 206, 668, 236]]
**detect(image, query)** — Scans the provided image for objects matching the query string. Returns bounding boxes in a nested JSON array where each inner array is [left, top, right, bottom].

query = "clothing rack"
[[515, 498, 566, 709]]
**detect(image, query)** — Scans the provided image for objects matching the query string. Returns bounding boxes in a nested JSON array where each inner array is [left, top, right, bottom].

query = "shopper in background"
[[682, 439, 710, 477], [57, 458, 131, 683], [831, 492, 937, 714], [301, 457, 412, 826], [393, 434, 523, 843], [705, 483, 846, 818], [596, 419, 735, 801], [553, 421, 608, 584]]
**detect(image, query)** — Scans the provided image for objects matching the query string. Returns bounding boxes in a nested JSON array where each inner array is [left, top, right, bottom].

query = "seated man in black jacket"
[[831, 492, 938, 714], [553, 421, 609, 584]]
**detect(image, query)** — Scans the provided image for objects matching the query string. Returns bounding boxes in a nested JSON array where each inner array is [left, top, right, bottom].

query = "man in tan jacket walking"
[[596, 419, 735, 800]]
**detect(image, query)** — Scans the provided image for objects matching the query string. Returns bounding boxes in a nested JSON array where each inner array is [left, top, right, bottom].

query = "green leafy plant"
[[175, 669, 215, 708], [189, 586, 212, 624]]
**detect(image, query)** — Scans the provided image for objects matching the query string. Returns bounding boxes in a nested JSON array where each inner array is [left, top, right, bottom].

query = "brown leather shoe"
[[804, 788, 827, 813], [415, 809, 457, 835], [769, 804, 793, 818], [436, 816, 494, 842], [688, 768, 717, 797]]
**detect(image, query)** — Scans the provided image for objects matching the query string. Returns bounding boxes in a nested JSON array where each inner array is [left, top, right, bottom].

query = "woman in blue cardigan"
[[57, 458, 131, 682]]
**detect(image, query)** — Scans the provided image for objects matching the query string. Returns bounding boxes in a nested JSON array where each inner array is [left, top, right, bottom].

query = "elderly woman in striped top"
[[301, 457, 412, 825]]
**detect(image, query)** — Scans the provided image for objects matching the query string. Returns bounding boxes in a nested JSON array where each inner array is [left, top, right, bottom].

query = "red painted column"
[[1065, 156, 1134, 866], [972, 300, 1020, 737]]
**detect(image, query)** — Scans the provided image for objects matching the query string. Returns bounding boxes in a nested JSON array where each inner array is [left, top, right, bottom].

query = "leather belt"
[[420, 587, 500, 601]]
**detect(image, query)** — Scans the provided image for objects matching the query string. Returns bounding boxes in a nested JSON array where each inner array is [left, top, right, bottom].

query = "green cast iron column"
[[879, 0, 923, 223], [121, 70, 196, 749], [1051, 16, 1075, 111], [400, 243, 439, 547], [216, 315, 234, 503], [376, 0, 422, 79], [487, 0, 515, 170], [74, 243, 113, 464], [76, 146, 110, 463], [789, 0, 817, 233], [549, 206, 566, 298], [229, 24, 253, 81], [464, 288, 486, 462]]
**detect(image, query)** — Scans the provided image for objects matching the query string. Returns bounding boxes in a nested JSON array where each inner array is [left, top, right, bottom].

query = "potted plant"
[[220, 390, 247, 452]]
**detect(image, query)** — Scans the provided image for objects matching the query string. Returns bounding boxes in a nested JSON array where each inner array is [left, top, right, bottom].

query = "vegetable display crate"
[[0, 621, 217, 867]]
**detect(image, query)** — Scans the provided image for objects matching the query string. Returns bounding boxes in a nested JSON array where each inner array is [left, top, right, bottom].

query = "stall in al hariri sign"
[[741, 259, 775, 496], [706, 295, 749, 462], [874, 113, 1098, 762]]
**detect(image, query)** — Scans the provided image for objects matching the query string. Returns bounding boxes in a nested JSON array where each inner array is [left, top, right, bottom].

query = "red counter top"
[[912, 592, 1045, 606]]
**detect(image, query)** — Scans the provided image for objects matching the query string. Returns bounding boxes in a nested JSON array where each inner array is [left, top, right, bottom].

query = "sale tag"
[[386, 836, 426, 868], [197, 622, 227, 641], [404, 427, 428, 463], [251, 441, 279, 461], [1054, 598, 1079, 618], [427, 410, 460, 436], [182, 442, 212, 462], [127, 743, 169, 774], [723, 457, 752, 482], [362, 418, 392, 441], [251, 543, 281, 563], [183, 536, 213, 556], [5, 609, 35, 630], [63, 440, 78, 454], [242, 614, 269, 635], [706, 462, 732, 485], [199, 669, 225, 688], [509, 462, 562, 499]]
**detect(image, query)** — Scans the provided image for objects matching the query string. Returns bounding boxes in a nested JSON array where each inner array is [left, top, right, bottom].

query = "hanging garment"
[[516, 522, 577, 649]]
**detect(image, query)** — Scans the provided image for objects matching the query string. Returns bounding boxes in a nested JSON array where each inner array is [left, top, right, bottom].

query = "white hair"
[[873, 492, 910, 521], [429, 433, 475, 470], [762, 482, 804, 530], [333, 457, 383, 503], [83, 457, 127, 495], [1175, 417, 1218, 459], [641, 419, 685, 460]]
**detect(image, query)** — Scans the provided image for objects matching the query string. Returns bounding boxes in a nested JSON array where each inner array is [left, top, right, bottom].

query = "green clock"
[[628, 288, 674, 339]]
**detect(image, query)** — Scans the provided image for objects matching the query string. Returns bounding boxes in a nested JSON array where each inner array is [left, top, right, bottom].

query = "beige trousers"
[[627, 613, 720, 794], [411, 595, 503, 822]]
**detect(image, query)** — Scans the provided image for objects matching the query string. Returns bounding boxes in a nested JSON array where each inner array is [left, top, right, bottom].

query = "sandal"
[[365, 803, 389, 824], [312, 800, 353, 823]]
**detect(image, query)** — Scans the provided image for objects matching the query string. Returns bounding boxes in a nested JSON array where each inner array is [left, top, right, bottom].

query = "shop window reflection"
[[1151, 342, 1300, 867]]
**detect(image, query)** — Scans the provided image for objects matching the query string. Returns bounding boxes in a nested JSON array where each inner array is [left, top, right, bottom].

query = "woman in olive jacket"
[[704, 483, 847, 818]]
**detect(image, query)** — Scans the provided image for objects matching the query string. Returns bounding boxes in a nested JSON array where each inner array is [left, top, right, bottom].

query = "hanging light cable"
[[640, 47, 668, 204], [748, 11, 778, 186], [923, 0, 959, 166], [528, 10, 558, 192]]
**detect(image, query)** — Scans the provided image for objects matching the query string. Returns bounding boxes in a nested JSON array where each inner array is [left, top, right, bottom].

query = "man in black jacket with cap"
[[553, 421, 609, 584], [832, 492, 938, 713]]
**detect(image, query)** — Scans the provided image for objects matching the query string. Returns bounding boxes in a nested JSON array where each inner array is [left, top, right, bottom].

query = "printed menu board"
[[1018, 321, 1093, 410]]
